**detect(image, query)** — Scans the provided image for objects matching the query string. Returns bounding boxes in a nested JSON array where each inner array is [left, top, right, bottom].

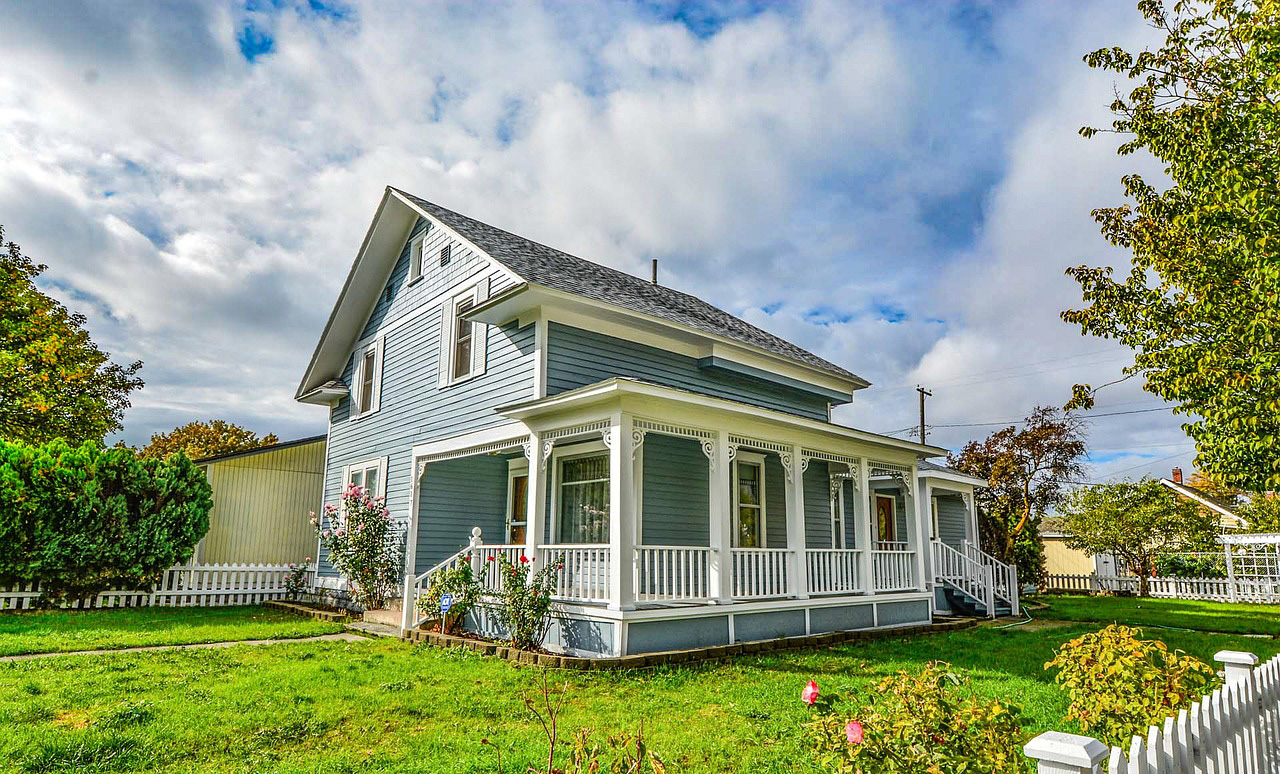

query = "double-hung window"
[[344, 458, 385, 498], [555, 447, 610, 544], [732, 453, 766, 548], [830, 479, 846, 549], [407, 228, 430, 285], [351, 337, 383, 419], [439, 279, 488, 386]]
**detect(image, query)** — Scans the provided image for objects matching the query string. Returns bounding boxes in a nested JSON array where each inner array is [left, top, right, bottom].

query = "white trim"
[[830, 479, 846, 549], [930, 496, 940, 541], [732, 451, 767, 549], [345, 456, 388, 497], [411, 423, 529, 459], [387, 188, 525, 290], [439, 279, 490, 388], [549, 440, 611, 546], [918, 467, 988, 488], [533, 317, 549, 399]]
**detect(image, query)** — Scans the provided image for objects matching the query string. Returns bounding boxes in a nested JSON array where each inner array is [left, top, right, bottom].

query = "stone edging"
[[402, 619, 977, 670], [264, 599, 351, 623]]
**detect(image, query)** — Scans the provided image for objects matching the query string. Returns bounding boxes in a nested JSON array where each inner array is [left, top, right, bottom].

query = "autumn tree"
[[948, 406, 1087, 583], [1059, 478, 1219, 596], [1063, 0, 1280, 490], [0, 225, 143, 443], [141, 420, 278, 461]]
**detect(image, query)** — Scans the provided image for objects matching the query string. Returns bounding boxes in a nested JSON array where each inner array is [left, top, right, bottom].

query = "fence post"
[[400, 574, 414, 632], [1089, 572, 1099, 593], [1215, 650, 1258, 685], [1023, 731, 1109, 774], [1224, 543, 1239, 602]]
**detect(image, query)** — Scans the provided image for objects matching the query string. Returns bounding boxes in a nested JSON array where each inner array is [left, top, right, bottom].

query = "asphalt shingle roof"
[[394, 189, 866, 384]]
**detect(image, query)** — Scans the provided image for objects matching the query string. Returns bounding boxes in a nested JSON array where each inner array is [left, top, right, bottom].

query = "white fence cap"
[[1215, 650, 1259, 667], [1024, 731, 1110, 766]]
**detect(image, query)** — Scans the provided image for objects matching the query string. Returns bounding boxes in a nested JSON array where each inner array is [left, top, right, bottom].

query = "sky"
[[0, 0, 1194, 484]]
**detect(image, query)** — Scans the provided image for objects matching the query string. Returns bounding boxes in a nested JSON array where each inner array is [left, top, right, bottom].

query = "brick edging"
[[264, 599, 351, 623], [402, 619, 976, 670]]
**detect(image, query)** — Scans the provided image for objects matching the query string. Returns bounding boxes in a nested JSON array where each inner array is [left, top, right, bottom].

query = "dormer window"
[[351, 337, 383, 419]]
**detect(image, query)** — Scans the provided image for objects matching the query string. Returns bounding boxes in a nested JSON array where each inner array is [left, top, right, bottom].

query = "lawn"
[[0, 606, 346, 656], [1030, 594, 1280, 636], [2, 618, 1278, 773]]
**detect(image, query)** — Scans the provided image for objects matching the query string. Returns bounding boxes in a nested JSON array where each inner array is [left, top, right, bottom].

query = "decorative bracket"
[[727, 444, 738, 462], [961, 491, 974, 511], [541, 439, 555, 472], [631, 429, 647, 463], [780, 452, 793, 482], [700, 439, 717, 472], [520, 438, 535, 462], [414, 457, 429, 481], [892, 471, 913, 499], [601, 428, 614, 449]]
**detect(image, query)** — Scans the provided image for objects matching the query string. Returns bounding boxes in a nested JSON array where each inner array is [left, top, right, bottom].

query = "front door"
[[875, 494, 896, 545]]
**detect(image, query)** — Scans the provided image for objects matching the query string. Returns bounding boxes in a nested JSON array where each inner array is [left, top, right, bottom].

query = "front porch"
[[402, 379, 940, 655]]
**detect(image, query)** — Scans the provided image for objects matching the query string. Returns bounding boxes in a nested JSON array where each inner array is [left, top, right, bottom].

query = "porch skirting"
[[461, 592, 933, 658]]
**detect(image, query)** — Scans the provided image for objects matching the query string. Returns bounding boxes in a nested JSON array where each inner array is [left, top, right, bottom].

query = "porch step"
[[362, 607, 402, 627]]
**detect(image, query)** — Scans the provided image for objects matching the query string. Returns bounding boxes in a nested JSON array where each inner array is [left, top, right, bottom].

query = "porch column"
[[784, 445, 809, 600], [904, 469, 928, 592], [707, 430, 734, 604], [962, 490, 978, 544], [524, 432, 547, 561], [401, 455, 426, 631], [607, 412, 636, 610], [918, 477, 935, 591], [853, 458, 873, 593]]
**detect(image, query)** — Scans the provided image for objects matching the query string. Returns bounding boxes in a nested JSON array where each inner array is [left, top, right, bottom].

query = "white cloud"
[[0, 0, 1197, 482]]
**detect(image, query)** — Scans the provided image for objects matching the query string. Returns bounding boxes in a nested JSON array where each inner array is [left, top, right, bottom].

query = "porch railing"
[[635, 545, 712, 603], [932, 540, 994, 615], [540, 544, 610, 604], [731, 548, 792, 599], [806, 549, 864, 595], [961, 540, 1019, 616], [872, 546, 916, 592]]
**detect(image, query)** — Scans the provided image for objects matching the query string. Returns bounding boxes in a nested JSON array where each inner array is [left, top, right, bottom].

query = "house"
[[1160, 468, 1249, 531], [296, 187, 1017, 657], [192, 436, 325, 565]]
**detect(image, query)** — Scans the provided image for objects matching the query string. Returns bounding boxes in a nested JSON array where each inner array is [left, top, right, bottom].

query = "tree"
[[1059, 478, 1219, 596], [140, 420, 278, 461], [0, 225, 143, 444], [948, 406, 1088, 583], [0, 438, 212, 601], [1062, 0, 1280, 490]]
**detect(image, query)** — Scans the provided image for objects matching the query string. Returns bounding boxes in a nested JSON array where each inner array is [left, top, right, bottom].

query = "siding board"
[[641, 434, 710, 546]]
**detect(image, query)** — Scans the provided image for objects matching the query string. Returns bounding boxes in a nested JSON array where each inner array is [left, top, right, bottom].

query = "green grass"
[[0, 606, 345, 656], [2, 621, 1277, 773], [1031, 594, 1280, 636]]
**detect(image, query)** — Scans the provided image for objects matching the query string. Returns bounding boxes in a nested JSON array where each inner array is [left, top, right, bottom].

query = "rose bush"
[[491, 552, 561, 651], [805, 663, 1027, 773], [312, 484, 404, 609], [284, 558, 311, 599]]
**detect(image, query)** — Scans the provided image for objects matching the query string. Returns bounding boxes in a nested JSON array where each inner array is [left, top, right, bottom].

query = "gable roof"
[[1159, 478, 1247, 528], [390, 188, 867, 385]]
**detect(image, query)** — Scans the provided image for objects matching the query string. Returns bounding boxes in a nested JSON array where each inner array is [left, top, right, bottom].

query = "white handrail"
[[539, 544, 610, 603], [871, 547, 916, 592], [933, 540, 995, 617], [961, 540, 1020, 615], [635, 545, 712, 603], [806, 548, 864, 595], [731, 548, 792, 599]]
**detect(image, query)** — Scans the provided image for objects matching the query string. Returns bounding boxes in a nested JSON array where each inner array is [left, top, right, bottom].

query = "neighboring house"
[[1041, 518, 1117, 576], [192, 436, 326, 565], [1159, 469, 1249, 531], [296, 187, 1016, 657]]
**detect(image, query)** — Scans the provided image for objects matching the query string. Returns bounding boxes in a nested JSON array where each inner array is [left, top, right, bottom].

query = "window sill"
[[439, 370, 485, 390], [348, 409, 380, 423], [407, 275, 424, 287]]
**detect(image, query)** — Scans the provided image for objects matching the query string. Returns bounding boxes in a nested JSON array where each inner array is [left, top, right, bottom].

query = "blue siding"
[[764, 454, 787, 548], [545, 323, 830, 421], [641, 434, 710, 545], [803, 460, 832, 548], [318, 217, 535, 577], [416, 455, 510, 572], [935, 494, 967, 547]]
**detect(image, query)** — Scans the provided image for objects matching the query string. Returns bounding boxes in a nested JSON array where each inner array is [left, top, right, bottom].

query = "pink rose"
[[845, 721, 863, 745], [801, 680, 819, 705]]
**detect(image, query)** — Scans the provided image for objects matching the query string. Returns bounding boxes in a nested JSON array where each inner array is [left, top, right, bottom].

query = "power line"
[[885, 348, 1126, 390]]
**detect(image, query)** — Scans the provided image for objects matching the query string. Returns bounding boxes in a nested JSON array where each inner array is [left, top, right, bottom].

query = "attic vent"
[[440, 244, 452, 267]]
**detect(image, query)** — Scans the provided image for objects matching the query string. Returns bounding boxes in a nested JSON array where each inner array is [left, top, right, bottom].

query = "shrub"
[[1045, 624, 1218, 746], [805, 662, 1028, 774], [418, 561, 481, 634], [490, 552, 560, 651], [1154, 554, 1227, 579], [0, 438, 211, 601], [312, 485, 404, 609], [284, 559, 311, 599]]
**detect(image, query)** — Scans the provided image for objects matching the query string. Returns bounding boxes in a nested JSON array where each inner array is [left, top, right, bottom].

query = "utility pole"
[[917, 386, 932, 443]]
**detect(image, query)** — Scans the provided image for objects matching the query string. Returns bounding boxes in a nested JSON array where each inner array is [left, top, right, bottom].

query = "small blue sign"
[[440, 593, 454, 614]]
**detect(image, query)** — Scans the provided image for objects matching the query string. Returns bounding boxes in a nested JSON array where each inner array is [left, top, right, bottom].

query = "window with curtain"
[[734, 459, 765, 548], [557, 453, 610, 544]]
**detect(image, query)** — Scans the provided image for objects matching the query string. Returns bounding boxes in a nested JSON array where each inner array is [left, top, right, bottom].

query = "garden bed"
[[262, 599, 351, 623], [402, 618, 978, 669]]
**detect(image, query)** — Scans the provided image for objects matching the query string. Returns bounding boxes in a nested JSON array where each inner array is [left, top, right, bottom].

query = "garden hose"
[[995, 610, 1033, 629]]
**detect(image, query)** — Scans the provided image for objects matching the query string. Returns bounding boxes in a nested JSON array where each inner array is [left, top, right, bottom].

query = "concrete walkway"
[[0, 632, 369, 662]]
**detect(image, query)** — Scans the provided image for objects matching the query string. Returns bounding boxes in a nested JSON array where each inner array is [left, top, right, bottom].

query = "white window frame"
[[549, 440, 610, 546], [350, 336, 384, 420], [830, 478, 846, 549], [506, 458, 530, 545], [438, 278, 489, 387], [407, 232, 428, 286], [732, 451, 767, 549], [341, 457, 387, 500]]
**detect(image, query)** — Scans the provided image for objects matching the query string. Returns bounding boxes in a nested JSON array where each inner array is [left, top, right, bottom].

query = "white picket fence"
[[1025, 650, 1280, 773], [1043, 573, 1280, 604], [0, 564, 305, 610]]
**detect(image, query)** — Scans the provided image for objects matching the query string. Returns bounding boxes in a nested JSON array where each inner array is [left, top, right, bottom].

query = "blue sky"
[[0, 0, 1192, 482]]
